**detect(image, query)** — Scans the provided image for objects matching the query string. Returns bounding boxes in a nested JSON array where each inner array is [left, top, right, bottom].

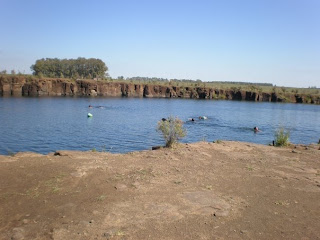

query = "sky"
[[0, 0, 319, 88]]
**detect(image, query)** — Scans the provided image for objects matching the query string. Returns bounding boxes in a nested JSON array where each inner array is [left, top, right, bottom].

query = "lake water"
[[0, 97, 319, 155]]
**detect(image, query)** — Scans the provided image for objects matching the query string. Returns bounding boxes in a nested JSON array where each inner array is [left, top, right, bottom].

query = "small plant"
[[274, 128, 290, 147], [96, 195, 106, 201], [100, 145, 107, 152], [246, 166, 254, 171], [157, 116, 186, 148], [52, 186, 61, 193], [91, 148, 97, 152], [201, 136, 207, 142], [115, 230, 125, 236], [7, 150, 15, 157]]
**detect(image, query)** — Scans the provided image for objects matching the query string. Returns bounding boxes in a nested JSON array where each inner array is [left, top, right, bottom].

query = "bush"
[[274, 128, 290, 147], [157, 116, 186, 148]]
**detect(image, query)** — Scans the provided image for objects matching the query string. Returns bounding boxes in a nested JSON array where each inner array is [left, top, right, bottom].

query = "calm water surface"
[[0, 97, 319, 155]]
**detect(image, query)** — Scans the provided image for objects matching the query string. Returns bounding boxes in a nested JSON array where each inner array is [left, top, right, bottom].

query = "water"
[[0, 97, 319, 155]]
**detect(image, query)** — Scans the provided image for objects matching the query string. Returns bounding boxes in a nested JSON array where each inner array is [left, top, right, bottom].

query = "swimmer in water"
[[199, 116, 208, 120]]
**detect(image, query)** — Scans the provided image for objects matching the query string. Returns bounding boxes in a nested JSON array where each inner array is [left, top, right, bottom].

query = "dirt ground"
[[0, 141, 320, 240]]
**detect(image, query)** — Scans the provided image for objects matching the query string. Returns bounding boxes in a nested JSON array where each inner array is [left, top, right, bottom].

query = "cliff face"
[[0, 76, 319, 104]]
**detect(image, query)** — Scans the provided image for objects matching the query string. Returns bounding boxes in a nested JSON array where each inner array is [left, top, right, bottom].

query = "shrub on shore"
[[157, 116, 186, 148], [274, 128, 290, 147]]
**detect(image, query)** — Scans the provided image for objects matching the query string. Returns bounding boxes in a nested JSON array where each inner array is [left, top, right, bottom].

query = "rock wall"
[[0, 76, 319, 104]]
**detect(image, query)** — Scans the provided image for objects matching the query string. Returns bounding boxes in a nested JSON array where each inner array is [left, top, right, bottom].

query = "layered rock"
[[0, 76, 319, 104]]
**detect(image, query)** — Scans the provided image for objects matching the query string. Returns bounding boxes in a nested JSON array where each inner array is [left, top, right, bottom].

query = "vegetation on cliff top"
[[30, 57, 108, 79]]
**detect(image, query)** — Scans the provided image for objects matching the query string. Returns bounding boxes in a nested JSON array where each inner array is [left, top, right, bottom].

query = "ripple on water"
[[0, 98, 319, 154]]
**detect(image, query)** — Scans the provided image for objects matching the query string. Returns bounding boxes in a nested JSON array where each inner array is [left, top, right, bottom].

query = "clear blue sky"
[[1, 0, 319, 87]]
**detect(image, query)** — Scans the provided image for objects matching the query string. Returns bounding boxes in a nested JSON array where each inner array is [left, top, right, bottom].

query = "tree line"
[[121, 76, 273, 86], [30, 57, 108, 79]]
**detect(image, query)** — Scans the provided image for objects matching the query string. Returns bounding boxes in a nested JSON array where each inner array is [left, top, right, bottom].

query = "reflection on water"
[[0, 97, 319, 155]]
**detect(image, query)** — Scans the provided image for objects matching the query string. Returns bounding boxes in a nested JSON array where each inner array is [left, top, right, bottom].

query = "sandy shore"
[[0, 141, 319, 240]]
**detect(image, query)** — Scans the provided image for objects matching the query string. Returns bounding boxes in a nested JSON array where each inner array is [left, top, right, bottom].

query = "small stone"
[[214, 210, 229, 217], [152, 146, 162, 150], [92, 210, 99, 215], [54, 151, 69, 156], [103, 232, 112, 239], [114, 184, 127, 191], [292, 150, 298, 153], [22, 219, 29, 224], [79, 220, 90, 226], [11, 228, 25, 240]]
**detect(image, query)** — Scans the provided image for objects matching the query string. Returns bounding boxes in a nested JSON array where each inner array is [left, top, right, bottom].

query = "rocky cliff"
[[0, 76, 319, 104]]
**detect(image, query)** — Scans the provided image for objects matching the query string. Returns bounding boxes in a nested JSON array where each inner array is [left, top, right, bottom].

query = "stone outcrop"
[[0, 76, 319, 104]]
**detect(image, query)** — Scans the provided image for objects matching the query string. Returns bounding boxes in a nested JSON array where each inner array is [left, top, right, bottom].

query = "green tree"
[[30, 57, 108, 79]]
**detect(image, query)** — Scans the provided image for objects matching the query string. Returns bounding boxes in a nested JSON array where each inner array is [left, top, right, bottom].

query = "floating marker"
[[87, 113, 93, 117]]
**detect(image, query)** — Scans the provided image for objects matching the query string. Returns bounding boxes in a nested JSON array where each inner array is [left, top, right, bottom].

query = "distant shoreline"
[[0, 75, 319, 104]]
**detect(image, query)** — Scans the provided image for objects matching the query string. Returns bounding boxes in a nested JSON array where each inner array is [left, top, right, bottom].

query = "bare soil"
[[0, 141, 320, 240]]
